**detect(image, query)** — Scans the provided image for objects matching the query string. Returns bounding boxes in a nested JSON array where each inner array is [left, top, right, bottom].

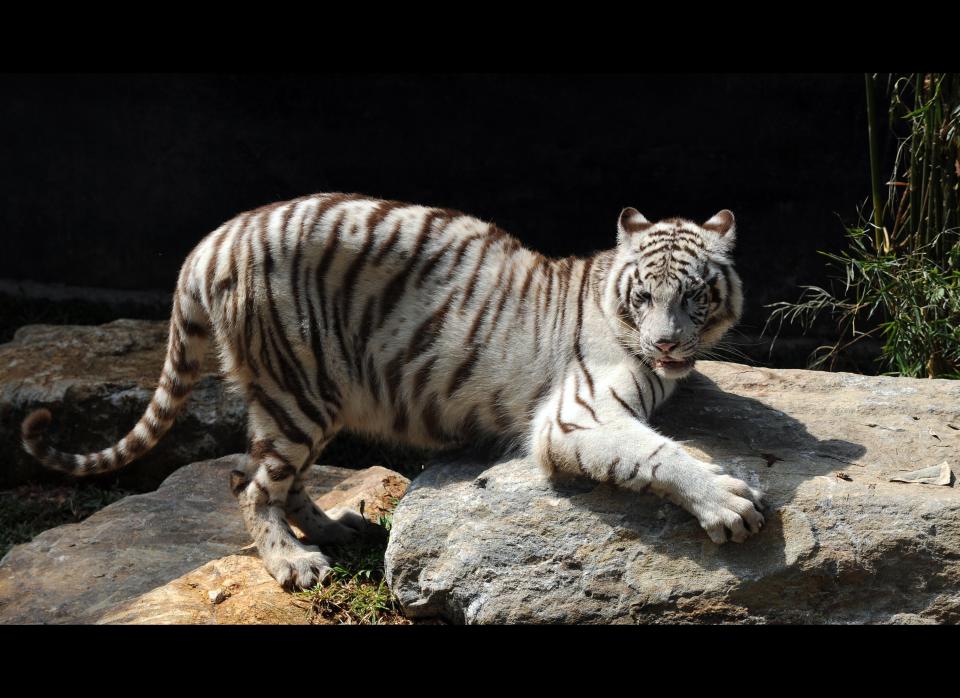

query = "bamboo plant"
[[766, 73, 960, 379]]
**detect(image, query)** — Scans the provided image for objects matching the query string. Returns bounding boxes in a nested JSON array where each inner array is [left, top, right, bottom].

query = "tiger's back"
[[195, 192, 591, 451]]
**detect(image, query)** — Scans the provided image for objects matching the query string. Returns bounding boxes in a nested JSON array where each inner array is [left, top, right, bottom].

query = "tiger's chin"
[[652, 356, 696, 379]]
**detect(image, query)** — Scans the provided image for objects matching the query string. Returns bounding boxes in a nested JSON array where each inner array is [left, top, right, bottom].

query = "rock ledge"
[[385, 361, 960, 624]]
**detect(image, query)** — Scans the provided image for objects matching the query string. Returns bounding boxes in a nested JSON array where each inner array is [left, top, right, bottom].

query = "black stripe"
[[290, 203, 314, 343], [459, 231, 502, 311], [372, 216, 404, 265], [483, 263, 516, 344], [421, 395, 448, 443], [609, 386, 642, 422], [607, 456, 621, 481], [717, 263, 736, 317], [412, 355, 438, 397], [465, 282, 498, 345], [249, 384, 313, 447], [261, 219, 320, 398], [447, 345, 480, 397], [203, 224, 231, 307], [572, 373, 599, 423], [314, 207, 348, 328], [640, 241, 674, 259], [574, 258, 595, 397], [406, 292, 454, 362], [303, 267, 343, 409], [264, 325, 330, 431], [416, 218, 460, 288], [182, 319, 208, 338], [384, 352, 405, 405], [574, 448, 588, 474], [378, 211, 443, 326], [257, 316, 285, 392], [366, 354, 382, 403], [630, 373, 650, 417], [242, 217, 259, 377], [339, 209, 379, 322], [161, 369, 191, 399]]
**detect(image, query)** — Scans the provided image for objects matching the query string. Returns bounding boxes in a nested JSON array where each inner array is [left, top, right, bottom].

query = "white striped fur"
[[22, 194, 764, 590]]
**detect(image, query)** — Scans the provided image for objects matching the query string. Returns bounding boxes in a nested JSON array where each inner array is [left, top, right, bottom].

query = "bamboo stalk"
[[918, 78, 932, 251], [928, 101, 940, 251], [865, 73, 885, 251], [911, 74, 923, 246]]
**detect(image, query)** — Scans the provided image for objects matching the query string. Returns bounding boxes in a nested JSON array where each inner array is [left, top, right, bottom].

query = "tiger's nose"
[[655, 341, 678, 353]]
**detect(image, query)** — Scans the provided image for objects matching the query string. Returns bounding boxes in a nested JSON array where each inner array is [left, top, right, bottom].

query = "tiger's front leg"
[[532, 370, 765, 544]]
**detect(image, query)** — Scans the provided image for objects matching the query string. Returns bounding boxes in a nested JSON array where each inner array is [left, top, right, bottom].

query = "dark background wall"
[[1, 74, 872, 360]]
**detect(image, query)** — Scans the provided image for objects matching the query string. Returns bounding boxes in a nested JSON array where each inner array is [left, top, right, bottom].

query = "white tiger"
[[22, 193, 765, 590]]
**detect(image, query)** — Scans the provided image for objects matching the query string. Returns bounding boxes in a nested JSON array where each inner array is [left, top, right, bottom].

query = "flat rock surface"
[[385, 361, 960, 624], [0, 320, 246, 489], [0, 456, 407, 624]]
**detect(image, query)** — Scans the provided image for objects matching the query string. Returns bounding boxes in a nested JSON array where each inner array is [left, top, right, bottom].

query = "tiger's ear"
[[617, 207, 652, 246], [702, 210, 736, 237], [701, 209, 736, 252]]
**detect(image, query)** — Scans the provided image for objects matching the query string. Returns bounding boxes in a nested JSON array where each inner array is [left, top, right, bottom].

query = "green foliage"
[[300, 542, 406, 625], [296, 498, 409, 625], [767, 74, 960, 378]]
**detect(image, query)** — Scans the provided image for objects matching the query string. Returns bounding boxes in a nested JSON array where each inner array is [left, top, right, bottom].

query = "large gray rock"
[[0, 455, 407, 624], [385, 361, 960, 624], [0, 320, 246, 489]]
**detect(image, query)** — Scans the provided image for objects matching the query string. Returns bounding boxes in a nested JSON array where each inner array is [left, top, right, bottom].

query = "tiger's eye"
[[683, 287, 704, 304]]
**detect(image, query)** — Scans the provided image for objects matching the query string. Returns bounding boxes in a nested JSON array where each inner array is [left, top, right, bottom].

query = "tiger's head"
[[606, 207, 743, 380]]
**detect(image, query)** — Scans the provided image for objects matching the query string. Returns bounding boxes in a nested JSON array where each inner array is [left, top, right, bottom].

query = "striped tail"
[[21, 290, 211, 477]]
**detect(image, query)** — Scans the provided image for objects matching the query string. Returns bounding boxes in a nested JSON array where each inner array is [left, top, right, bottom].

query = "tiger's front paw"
[[688, 469, 766, 544]]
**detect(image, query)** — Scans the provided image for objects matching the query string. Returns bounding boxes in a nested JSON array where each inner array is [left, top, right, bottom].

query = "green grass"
[[0, 483, 132, 559], [296, 504, 411, 625]]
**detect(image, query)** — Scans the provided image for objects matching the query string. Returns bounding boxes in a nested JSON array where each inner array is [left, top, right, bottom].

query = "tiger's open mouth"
[[653, 356, 694, 372]]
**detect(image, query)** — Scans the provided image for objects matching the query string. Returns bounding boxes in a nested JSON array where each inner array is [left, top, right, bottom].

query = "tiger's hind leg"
[[233, 404, 338, 590]]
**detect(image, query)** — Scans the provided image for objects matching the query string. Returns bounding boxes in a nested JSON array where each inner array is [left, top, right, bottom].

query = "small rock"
[[889, 462, 954, 486], [208, 589, 228, 605]]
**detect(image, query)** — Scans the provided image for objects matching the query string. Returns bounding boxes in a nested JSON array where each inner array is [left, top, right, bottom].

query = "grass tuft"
[[296, 504, 411, 625]]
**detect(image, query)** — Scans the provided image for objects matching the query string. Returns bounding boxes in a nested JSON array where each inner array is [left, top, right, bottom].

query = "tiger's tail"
[[21, 276, 211, 477]]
